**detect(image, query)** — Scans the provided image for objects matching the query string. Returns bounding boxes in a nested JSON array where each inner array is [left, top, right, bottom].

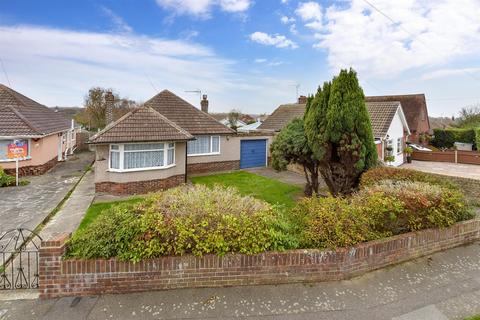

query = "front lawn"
[[190, 171, 302, 209]]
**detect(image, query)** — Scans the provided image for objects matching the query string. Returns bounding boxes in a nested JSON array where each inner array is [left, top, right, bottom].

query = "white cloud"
[[250, 32, 298, 49], [421, 67, 480, 80], [254, 58, 284, 66], [296, 2, 322, 22], [280, 15, 295, 24], [100, 6, 133, 34], [254, 58, 267, 63], [155, 0, 251, 17], [316, 0, 480, 77]]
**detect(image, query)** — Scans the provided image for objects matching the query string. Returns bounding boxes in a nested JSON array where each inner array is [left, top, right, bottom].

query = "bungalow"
[[258, 96, 410, 167], [89, 90, 274, 195], [0, 84, 75, 176]]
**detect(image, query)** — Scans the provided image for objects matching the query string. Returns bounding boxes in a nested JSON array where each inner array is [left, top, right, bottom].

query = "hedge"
[[431, 128, 476, 149], [476, 127, 480, 151]]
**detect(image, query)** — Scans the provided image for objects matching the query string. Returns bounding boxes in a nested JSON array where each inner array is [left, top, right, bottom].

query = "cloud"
[[254, 58, 267, 63], [250, 32, 298, 49], [296, 2, 322, 23], [155, 0, 251, 18], [280, 15, 295, 24], [421, 67, 480, 80], [316, 0, 480, 77], [254, 58, 284, 66], [0, 25, 236, 106], [100, 6, 133, 33]]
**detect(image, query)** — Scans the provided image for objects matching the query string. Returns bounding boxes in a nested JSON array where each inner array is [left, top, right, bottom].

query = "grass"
[[76, 197, 144, 233], [465, 316, 480, 320], [191, 171, 303, 209]]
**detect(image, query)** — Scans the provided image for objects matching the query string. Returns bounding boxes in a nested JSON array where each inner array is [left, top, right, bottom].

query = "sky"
[[0, 0, 479, 117]]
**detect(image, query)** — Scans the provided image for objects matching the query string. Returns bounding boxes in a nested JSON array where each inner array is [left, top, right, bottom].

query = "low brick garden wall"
[[39, 218, 480, 299]]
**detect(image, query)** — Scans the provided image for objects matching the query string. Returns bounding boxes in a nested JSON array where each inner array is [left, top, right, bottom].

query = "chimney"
[[298, 95, 307, 104], [201, 94, 209, 113], [105, 90, 114, 125]]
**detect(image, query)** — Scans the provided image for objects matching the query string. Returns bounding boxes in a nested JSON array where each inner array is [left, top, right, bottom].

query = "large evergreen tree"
[[304, 69, 377, 196], [270, 118, 320, 196]]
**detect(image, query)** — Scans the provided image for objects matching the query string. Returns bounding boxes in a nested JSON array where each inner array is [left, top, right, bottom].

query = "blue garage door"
[[240, 139, 267, 169]]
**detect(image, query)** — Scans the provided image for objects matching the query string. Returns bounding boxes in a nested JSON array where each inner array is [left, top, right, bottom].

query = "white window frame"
[[108, 142, 176, 172], [187, 135, 221, 157], [397, 137, 403, 154], [0, 138, 32, 162]]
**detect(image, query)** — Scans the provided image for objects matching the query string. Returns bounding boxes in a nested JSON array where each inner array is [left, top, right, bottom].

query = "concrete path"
[[245, 167, 308, 187], [1, 241, 479, 319], [0, 152, 94, 236], [402, 161, 480, 180], [40, 169, 95, 240]]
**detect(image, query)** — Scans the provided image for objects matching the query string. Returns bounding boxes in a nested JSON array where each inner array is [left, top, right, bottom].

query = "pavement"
[[0, 152, 94, 236], [1, 241, 479, 320], [245, 167, 309, 187], [401, 161, 480, 180]]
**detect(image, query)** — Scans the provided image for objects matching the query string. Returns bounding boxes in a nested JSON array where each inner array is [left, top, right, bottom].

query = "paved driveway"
[[0, 152, 94, 236], [401, 161, 480, 180]]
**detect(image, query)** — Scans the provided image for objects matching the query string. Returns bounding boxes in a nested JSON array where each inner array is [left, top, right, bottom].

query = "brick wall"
[[187, 160, 240, 175], [4, 156, 58, 177], [39, 218, 480, 299], [95, 174, 185, 195]]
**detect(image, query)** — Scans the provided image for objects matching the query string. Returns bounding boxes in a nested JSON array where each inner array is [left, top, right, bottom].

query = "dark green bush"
[[292, 180, 472, 249], [475, 127, 480, 151], [431, 128, 475, 149], [0, 167, 16, 187], [66, 185, 297, 261]]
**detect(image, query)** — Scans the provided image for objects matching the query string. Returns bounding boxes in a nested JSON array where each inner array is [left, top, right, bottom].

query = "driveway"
[[1, 241, 479, 319], [0, 152, 94, 236], [401, 161, 480, 180]]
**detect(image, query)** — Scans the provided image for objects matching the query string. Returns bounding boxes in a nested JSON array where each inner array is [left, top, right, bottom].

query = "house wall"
[[386, 110, 406, 167], [186, 134, 274, 175], [409, 107, 430, 143], [1, 133, 63, 175], [94, 142, 186, 184]]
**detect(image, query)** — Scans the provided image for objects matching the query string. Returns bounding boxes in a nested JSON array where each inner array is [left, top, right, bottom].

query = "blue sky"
[[0, 0, 479, 116]]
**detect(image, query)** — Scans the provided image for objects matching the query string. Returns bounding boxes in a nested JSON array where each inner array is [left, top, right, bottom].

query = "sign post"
[[7, 140, 28, 186]]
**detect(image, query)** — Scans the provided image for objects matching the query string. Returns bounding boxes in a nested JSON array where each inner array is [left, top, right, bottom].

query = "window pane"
[[110, 151, 120, 169], [124, 143, 164, 151], [111, 144, 119, 150], [187, 136, 210, 155], [167, 148, 174, 165], [168, 143, 174, 148], [124, 150, 164, 169], [211, 136, 220, 153], [0, 140, 10, 160]]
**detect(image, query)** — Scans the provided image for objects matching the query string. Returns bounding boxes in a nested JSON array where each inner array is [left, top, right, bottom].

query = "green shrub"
[[360, 167, 454, 189], [292, 180, 472, 249], [66, 185, 297, 261], [475, 127, 480, 151], [431, 128, 475, 149], [0, 167, 16, 187]]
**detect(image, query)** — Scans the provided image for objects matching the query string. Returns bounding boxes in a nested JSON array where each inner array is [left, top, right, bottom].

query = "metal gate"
[[0, 228, 42, 290]]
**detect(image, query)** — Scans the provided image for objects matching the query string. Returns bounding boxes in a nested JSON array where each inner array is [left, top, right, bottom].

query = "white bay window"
[[109, 142, 175, 171], [187, 136, 220, 156]]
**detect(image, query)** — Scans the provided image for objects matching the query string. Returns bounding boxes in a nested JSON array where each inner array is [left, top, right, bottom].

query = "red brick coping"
[[39, 219, 480, 299]]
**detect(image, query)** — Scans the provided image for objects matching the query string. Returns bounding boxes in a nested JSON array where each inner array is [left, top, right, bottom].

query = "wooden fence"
[[412, 150, 480, 165]]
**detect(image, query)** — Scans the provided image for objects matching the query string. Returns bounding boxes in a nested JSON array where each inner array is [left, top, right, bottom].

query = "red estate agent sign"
[[7, 140, 28, 159]]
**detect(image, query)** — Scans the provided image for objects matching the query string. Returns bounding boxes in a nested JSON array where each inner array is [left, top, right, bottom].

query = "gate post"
[[39, 233, 69, 299]]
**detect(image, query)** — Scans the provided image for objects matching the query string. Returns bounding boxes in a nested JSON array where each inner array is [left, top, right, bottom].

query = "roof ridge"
[[5, 104, 41, 135], [89, 107, 140, 142]]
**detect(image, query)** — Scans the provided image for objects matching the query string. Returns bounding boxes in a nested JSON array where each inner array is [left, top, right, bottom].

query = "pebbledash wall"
[[39, 218, 480, 299]]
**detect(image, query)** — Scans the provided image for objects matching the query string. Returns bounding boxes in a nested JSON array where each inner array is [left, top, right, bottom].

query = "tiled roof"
[[144, 90, 234, 135], [89, 106, 194, 144], [0, 84, 70, 136], [365, 94, 429, 133], [366, 101, 400, 138], [257, 103, 306, 131]]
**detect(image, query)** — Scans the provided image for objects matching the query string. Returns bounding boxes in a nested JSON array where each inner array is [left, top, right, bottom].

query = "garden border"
[[39, 218, 480, 299]]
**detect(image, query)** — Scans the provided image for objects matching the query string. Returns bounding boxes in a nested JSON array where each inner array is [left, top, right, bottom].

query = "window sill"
[[187, 152, 220, 157], [0, 157, 32, 163], [108, 164, 176, 173]]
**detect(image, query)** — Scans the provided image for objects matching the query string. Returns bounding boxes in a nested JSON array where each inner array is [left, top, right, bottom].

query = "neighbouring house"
[[89, 90, 274, 194], [259, 96, 410, 166], [237, 120, 263, 132], [365, 94, 430, 143], [0, 84, 76, 176]]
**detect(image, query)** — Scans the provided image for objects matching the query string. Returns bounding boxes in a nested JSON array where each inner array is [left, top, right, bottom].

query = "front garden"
[[65, 69, 477, 263]]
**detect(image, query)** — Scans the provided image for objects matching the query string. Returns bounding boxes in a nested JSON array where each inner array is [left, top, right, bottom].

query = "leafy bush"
[[66, 185, 297, 261], [0, 167, 16, 187], [360, 166, 454, 189], [292, 180, 472, 249], [475, 127, 480, 151], [431, 128, 475, 149]]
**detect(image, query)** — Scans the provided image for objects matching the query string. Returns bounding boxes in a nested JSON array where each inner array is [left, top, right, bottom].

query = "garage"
[[240, 139, 267, 169]]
